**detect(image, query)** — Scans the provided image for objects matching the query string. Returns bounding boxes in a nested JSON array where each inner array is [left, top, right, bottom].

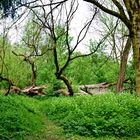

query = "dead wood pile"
[[9, 85, 46, 96]]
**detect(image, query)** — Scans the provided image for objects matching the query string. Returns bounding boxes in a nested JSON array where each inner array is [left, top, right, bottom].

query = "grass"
[[1, 92, 140, 139], [0, 94, 44, 140], [40, 93, 140, 137]]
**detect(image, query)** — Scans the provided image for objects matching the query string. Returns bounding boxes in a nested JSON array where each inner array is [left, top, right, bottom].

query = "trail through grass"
[[1, 93, 140, 139]]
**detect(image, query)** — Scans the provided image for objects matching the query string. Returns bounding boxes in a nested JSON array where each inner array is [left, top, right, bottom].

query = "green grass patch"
[[1, 92, 140, 139], [40, 93, 140, 137], [0, 94, 43, 140]]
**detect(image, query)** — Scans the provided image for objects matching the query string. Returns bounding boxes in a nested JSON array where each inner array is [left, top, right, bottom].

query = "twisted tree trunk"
[[58, 75, 74, 96]]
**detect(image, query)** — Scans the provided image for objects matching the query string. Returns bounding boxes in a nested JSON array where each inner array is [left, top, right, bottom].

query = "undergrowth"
[[40, 93, 140, 137], [1, 92, 140, 139], [0, 94, 43, 140]]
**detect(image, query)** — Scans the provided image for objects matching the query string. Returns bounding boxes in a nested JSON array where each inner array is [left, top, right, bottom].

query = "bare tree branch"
[[84, 0, 131, 29], [70, 20, 119, 61]]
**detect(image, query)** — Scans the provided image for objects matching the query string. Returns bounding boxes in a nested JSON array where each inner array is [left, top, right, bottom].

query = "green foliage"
[[66, 52, 119, 85], [0, 24, 131, 95], [41, 93, 140, 137], [0, 37, 32, 89], [36, 55, 64, 96], [0, 94, 43, 139], [0, 47, 32, 88]]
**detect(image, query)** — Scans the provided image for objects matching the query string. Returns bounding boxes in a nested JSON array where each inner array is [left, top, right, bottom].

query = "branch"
[[70, 34, 107, 60], [71, 8, 98, 53], [112, 0, 126, 16], [57, 0, 79, 76], [18, 0, 67, 9], [70, 20, 119, 61], [12, 51, 37, 86], [84, 0, 131, 29]]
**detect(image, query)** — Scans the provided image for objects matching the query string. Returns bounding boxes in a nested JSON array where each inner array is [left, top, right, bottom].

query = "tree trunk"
[[116, 37, 131, 93], [133, 36, 140, 95], [59, 75, 74, 96], [24, 57, 36, 86], [131, 13, 140, 96], [31, 62, 36, 86]]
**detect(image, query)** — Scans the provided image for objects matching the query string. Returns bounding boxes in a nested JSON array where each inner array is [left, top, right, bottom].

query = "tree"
[[98, 9, 131, 92], [84, 0, 140, 95], [21, 0, 103, 96], [0, 0, 27, 17], [116, 37, 131, 92]]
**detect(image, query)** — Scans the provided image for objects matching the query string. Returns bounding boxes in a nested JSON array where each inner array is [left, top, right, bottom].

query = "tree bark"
[[132, 25, 140, 95], [58, 75, 74, 96], [24, 57, 36, 86], [130, 5, 140, 96], [31, 62, 36, 86], [116, 37, 131, 93], [52, 36, 74, 96]]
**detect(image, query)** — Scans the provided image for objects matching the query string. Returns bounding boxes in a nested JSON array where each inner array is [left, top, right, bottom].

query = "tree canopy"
[[0, 0, 26, 17]]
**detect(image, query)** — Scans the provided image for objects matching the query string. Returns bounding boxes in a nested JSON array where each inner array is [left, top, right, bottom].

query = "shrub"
[[41, 93, 140, 137], [0, 95, 43, 139]]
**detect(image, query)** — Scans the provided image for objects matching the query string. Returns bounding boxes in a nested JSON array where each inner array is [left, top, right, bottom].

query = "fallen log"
[[79, 82, 113, 90], [79, 80, 130, 94], [79, 82, 116, 94], [21, 85, 46, 96], [4, 85, 46, 96]]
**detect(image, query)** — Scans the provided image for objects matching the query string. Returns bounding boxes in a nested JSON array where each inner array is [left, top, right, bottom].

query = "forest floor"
[[26, 118, 140, 140], [1, 92, 140, 140]]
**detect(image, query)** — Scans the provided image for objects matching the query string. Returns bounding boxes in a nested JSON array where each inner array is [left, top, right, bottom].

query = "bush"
[[41, 93, 140, 137], [0, 95, 43, 139]]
